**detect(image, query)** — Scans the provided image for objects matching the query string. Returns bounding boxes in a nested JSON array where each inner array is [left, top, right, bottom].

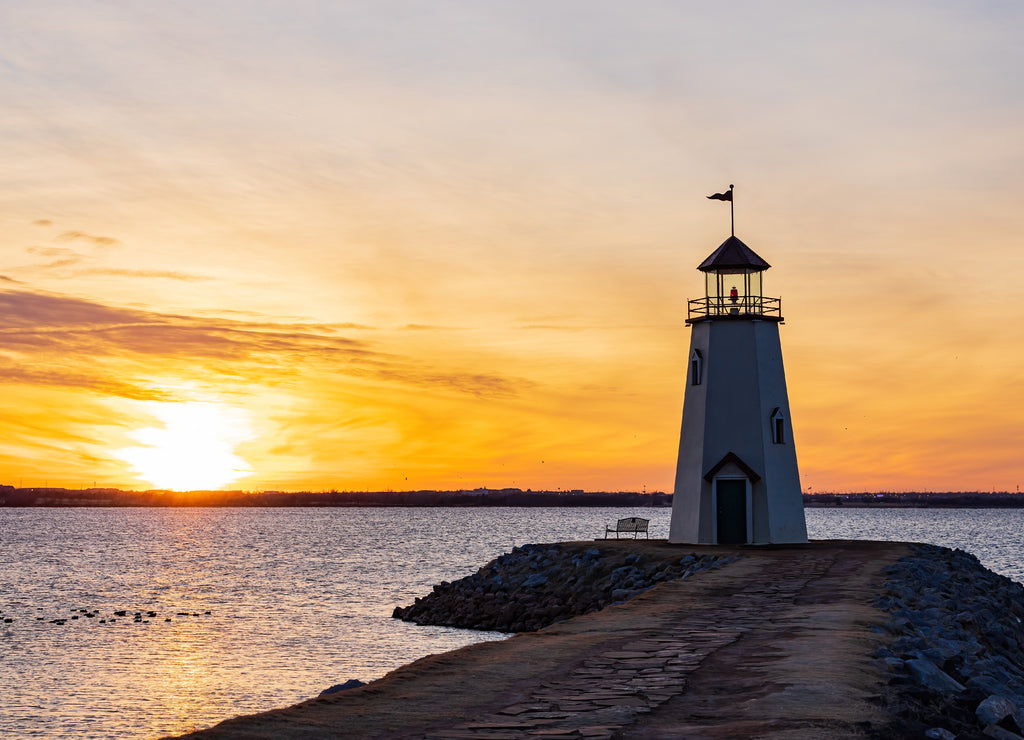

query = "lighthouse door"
[[715, 479, 748, 544]]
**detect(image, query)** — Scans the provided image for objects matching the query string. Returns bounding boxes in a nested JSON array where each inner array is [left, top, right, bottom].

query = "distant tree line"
[[0, 486, 671, 508], [803, 491, 1024, 508], [1, 485, 1022, 508]]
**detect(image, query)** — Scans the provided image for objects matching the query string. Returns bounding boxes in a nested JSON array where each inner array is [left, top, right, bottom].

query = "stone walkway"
[[429, 630, 735, 739], [179, 540, 911, 740], [422, 548, 849, 739]]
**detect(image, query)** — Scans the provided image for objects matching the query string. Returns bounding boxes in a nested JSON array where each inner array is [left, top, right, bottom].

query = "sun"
[[115, 401, 255, 491]]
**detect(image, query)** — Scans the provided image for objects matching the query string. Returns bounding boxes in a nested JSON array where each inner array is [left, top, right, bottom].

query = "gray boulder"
[[977, 695, 1018, 726], [319, 679, 366, 696], [982, 725, 1024, 740], [521, 573, 548, 588], [907, 657, 966, 693]]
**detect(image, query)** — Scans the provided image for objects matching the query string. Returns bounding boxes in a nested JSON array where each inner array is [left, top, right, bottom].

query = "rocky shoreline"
[[392, 541, 737, 633], [874, 544, 1024, 739]]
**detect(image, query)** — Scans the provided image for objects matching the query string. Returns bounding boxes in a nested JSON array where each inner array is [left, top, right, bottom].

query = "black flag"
[[707, 190, 732, 201]]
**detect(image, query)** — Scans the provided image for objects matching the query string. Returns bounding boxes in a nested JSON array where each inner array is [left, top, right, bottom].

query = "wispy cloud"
[[519, 325, 593, 332], [27, 247, 81, 258], [24, 245, 87, 271], [399, 323, 464, 331], [74, 268, 212, 282], [0, 289, 530, 400], [21, 243, 210, 283], [0, 363, 175, 401], [56, 230, 120, 247], [0, 290, 374, 360]]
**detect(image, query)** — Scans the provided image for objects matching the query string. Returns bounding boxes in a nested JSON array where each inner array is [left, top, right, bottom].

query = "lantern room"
[[686, 236, 781, 323]]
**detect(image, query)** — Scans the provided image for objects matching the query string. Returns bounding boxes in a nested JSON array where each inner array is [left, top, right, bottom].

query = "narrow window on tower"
[[770, 407, 785, 444], [690, 349, 703, 386]]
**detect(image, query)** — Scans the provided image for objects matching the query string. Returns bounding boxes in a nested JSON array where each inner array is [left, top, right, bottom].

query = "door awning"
[[703, 452, 761, 483]]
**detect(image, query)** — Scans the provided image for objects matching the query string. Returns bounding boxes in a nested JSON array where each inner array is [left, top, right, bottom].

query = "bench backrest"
[[616, 517, 649, 532]]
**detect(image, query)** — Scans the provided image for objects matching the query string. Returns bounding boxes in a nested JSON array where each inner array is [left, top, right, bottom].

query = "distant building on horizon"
[[668, 233, 808, 545]]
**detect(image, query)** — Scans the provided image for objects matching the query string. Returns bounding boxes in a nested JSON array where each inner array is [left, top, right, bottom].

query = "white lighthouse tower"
[[668, 225, 808, 545]]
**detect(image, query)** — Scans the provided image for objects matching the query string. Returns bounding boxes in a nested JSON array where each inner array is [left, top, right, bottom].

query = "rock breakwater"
[[876, 544, 1024, 739], [392, 541, 736, 633]]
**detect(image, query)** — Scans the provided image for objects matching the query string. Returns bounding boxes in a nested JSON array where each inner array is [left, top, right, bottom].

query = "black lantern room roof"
[[697, 236, 770, 274]]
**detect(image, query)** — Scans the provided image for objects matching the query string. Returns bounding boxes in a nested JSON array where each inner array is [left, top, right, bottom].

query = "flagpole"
[[730, 184, 735, 236]]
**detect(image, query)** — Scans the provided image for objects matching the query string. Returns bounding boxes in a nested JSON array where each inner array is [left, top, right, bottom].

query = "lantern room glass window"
[[705, 272, 720, 303], [703, 269, 765, 315]]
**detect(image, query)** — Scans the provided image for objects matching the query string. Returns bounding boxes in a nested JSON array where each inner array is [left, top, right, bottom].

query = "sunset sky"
[[2, 1, 1022, 493]]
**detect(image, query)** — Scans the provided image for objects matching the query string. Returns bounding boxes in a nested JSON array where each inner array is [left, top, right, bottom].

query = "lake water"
[[1, 506, 1021, 739]]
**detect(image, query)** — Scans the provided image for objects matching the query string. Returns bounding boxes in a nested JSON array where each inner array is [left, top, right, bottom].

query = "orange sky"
[[2, 3, 1023, 492]]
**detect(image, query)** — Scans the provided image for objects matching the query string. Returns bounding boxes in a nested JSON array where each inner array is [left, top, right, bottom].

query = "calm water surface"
[[0, 506, 1020, 739]]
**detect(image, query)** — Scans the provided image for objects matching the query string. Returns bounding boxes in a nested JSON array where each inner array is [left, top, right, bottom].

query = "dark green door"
[[716, 479, 747, 544]]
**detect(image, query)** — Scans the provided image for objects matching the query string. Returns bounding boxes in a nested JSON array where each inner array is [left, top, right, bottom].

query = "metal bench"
[[604, 516, 650, 539]]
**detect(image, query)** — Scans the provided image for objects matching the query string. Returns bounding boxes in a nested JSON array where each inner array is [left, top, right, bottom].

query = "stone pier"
[[178, 540, 916, 739]]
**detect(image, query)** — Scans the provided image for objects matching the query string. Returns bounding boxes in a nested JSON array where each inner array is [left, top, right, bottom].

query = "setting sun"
[[114, 401, 255, 490]]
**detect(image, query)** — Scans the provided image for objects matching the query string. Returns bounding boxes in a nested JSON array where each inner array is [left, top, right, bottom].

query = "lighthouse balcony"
[[686, 295, 783, 323]]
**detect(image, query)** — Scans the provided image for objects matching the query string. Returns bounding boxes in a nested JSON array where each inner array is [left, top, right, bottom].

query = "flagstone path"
[[178, 540, 911, 740]]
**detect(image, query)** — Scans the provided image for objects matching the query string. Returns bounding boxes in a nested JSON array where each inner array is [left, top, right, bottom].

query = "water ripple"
[[0, 506, 1019, 738]]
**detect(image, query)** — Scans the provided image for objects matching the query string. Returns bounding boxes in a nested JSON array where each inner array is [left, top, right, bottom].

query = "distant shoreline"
[[2, 486, 1023, 508]]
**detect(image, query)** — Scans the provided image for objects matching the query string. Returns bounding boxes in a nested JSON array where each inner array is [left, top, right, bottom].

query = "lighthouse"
[[668, 226, 808, 545]]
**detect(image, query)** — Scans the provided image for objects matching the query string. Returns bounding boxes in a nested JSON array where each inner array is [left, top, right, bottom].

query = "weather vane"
[[707, 184, 735, 235]]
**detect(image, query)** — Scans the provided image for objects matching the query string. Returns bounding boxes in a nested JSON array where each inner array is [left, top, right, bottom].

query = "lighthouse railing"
[[686, 296, 782, 321]]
